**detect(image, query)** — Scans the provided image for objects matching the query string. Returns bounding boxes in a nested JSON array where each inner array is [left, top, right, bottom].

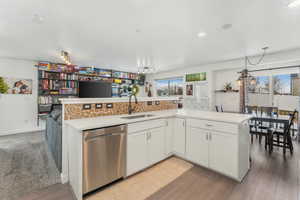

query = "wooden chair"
[[256, 106, 276, 143], [268, 110, 297, 155], [215, 106, 219, 112], [245, 106, 259, 143]]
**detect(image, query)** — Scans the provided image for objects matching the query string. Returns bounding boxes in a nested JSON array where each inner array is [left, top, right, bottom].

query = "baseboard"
[[0, 127, 45, 136], [61, 173, 68, 184]]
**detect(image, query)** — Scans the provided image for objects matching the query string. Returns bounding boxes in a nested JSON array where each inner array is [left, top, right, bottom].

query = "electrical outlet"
[[95, 103, 103, 109], [83, 104, 91, 110], [147, 101, 153, 106], [106, 103, 113, 109]]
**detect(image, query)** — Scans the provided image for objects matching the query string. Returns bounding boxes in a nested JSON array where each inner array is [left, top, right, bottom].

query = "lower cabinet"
[[186, 127, 209, 167], [127, 131, 148, 176], [127, 125, 166, 176], [186, 126, 238, 179], [165, 118, 174, 156], [209, 131, 237, 178], [173, 118, 186, 156], [148, 127, 166, 165], [127, 117, 247, 181]]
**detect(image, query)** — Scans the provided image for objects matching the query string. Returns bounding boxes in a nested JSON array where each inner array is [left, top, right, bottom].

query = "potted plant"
[[224, 82, 233, 92], [0, 77, 9, 94]]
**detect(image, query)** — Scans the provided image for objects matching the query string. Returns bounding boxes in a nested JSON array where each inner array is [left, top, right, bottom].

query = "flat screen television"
[[79, 81, 112, 98]]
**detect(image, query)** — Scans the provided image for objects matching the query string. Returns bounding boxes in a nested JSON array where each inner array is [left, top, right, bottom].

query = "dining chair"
[[245, 106, 258, 115], [268, 110, 297, 155], [256, 106, 276, 142], [215, 106, 219, 112], [245, 106, 259, 143]]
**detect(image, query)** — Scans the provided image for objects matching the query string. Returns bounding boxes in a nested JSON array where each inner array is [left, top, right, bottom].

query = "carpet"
[[0, 132, 61, 200]]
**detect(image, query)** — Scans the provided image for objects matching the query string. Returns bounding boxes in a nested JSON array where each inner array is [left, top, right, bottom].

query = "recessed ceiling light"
[[197, 32, 207, 38], [32, 14, 44, 24], [222, 24, 233, 30], [288, 0, 300, 8]]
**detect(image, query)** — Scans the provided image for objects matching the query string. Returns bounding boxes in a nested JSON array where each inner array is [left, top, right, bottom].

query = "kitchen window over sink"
[[155, 77, 183, 96]]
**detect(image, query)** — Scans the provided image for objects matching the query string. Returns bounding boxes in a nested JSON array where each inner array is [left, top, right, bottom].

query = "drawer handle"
[[206, 124, 213, 127]]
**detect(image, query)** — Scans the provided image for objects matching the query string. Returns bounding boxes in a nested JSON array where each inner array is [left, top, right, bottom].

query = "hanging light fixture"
[[137, 57, 156, 74], [60, 50, 71, 65], [237, 47, 269, 85]]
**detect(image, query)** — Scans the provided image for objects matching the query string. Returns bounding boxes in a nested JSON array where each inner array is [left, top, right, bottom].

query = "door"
[[165, 118, 174, 156], [209, 131, 238, 178], [148, 127, 165, 165], [127, 131, 148, 176], [173, 118, 186, 156], [186, 127, 209, 167]]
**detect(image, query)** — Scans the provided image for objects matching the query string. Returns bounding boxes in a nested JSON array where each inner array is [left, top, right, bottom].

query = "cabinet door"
[[186, 127, 209, 167], [173, 118, 186, 156], [148, 127, 165, 165], [165, 118, 174, 156], [209, 131, 238, 178], [127, 131, 148, 176]]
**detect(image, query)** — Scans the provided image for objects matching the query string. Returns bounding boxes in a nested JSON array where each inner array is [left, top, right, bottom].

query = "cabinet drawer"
[[128, 119, 166, 134], [186, 118, 238, 134]]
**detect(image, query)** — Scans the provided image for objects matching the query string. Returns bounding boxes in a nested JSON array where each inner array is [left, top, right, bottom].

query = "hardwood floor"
[[20, 138, 300, 200]]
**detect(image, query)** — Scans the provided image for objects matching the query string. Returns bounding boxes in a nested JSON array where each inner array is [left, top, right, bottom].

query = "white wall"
[[0, 58, 41, 135], [148, 48, 300, 112]]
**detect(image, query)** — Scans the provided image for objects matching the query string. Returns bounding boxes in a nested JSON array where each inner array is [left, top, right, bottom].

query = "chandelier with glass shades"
[[237, 47, 269, 86], [137, 57, 156, 74]]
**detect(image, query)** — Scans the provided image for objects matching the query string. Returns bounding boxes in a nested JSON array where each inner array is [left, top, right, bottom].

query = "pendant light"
[[237, 47, 269, 85]]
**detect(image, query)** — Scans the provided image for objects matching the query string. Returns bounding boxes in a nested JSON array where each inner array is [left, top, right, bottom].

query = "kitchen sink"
[[121, 114, 155, 119]]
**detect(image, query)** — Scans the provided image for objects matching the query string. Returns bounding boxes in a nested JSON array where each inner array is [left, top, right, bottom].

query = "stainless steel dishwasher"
[[83, 125, 127, 194]]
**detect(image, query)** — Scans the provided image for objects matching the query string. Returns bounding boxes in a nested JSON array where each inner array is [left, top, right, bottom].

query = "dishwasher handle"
[[84, 125, 127, 141]]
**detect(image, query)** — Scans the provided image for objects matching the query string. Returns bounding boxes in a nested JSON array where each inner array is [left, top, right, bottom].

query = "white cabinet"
[[186, 118, 247, 181], [127, 116, 249, 181], [209, 131, 237, 178], [173, 118, 186, 156], [127, 120, 166, 176], [148, 127, 165, 165], [186, 127, 209, 167], [127, 131, 148, 176], [165, 118, 174, 156]]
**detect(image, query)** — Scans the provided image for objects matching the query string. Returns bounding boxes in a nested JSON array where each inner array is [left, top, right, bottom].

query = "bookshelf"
[[36, 62, 142, 119]]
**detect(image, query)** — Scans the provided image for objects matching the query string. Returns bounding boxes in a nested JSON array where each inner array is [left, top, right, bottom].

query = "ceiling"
[[0, 0, 300, 72]]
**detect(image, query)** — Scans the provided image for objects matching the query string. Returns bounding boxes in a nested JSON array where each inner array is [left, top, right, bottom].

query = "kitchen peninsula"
[[61, 97, 252, 200]]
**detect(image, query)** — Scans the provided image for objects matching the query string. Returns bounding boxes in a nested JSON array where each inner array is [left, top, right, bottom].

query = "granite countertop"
[[65, 109, 252, 131]]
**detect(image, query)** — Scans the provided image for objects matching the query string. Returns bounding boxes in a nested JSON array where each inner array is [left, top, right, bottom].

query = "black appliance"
[[79, 81, 112, 98]]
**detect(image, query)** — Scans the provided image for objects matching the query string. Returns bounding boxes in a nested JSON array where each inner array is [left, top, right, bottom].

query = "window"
[[273, 74, 291, 95], [248, 76, 270, 94], [156, 78, 183, 96], [273, 74, 300, 96]]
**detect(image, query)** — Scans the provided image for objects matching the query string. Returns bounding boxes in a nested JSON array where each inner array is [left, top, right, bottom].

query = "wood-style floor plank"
[[20, 138, 300, 200]]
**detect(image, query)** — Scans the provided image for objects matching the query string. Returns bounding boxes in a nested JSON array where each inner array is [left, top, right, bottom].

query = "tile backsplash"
[[64, 100, 177, 120]]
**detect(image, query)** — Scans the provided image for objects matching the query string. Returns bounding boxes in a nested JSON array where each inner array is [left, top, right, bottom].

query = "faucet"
[[128, 93, 138, 115]]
